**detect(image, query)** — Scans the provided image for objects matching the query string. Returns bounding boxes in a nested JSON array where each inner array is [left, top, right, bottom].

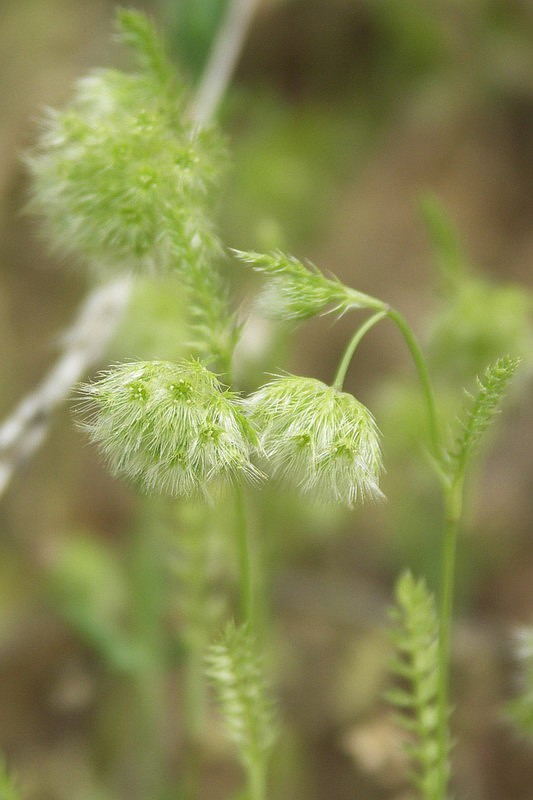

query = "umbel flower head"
[[81, 360, 260, 497], [26, 11, 223, 277], [248, 375, 383, 507]]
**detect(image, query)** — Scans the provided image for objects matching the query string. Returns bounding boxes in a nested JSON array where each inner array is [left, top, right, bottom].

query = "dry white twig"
[[0, 0, 260, 498], [191, 0, 260, 127], [0, 277, 132, 495]]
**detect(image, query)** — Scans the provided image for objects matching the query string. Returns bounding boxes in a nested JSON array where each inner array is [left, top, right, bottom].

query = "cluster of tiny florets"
[[233, 250, 375, 321], [81, 360, 260, 497], [27, 42, 222, 276], [247, 375, 383, 506]]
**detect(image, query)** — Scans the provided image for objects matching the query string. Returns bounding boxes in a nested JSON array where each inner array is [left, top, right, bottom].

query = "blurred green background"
[[1, 1, 533, 798]]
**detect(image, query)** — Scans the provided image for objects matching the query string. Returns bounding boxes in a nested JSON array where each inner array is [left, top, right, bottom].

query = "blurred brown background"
[[1, 1, 533, 798]]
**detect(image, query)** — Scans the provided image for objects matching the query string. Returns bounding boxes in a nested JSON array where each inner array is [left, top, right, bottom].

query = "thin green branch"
[[435, 485, 462, 800], [333, 311, 388, 390], [385, 308, 443, 464]]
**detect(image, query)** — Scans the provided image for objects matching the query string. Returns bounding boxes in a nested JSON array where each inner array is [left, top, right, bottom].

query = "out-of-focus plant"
[[237, 245, 520, 799], [0, 758, 21, 800], [206, 623, 278, 800]]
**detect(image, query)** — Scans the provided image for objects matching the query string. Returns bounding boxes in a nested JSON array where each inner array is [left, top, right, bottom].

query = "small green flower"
[[248, 375, 383, 506], [81, 360, 260, 497]]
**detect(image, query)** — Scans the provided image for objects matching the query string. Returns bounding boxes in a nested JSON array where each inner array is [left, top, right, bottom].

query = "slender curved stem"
[[385, 308, 442, 463], [332, 311, 388, 390], [332, 302, 442, 461], [381, 307, 459, 798], [342, 302, 455, 796]]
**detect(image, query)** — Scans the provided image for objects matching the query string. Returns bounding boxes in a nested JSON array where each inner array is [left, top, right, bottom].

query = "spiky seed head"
[[80, 360, 261, 497], [26, 13, 223, 277], [247, 375, 384, 506]]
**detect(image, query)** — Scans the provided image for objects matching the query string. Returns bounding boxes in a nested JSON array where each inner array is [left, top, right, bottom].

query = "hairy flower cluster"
[[248, 375, 383, 506], [27, 12, 222, 276], [81, 360, 260, 497], [234, 250, 384, 321]]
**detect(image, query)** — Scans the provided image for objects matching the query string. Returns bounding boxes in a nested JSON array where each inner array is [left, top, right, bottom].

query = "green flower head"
[[81, 360, 261, 497], [26, 11, 223, 277], [247, 375, 384, 507]]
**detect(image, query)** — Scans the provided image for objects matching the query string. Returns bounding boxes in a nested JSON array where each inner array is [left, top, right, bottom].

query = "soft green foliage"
[[420, 194, 469, 290], [422, 198, 532, 382], [81, 359, 261, 497], [247, 375, 383, 506], [48, 534, 142, 672], [508, 628, 533, 737], [387, 572, 444, 799], [429, 279, 531, 383], [27, 10, 223, 277], [234, 249, 384, 320], [206, 623, 277, 786], [446, 355, 520, 482], [171, 0, 227, 77], [111, 276, 188, 361], [0, 758, 20, 800]]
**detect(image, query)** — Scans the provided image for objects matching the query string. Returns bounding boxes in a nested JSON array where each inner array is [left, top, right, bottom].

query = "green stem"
[[381, 307, 459, 797], [332, 311, 388, 390], [331, 295, 460, 797], [436, 481, 463, 800], [385, 308, 442, 463], [235, 484, 254, 626], [248, 759, 267, 800], [235, 489, 268, 800]]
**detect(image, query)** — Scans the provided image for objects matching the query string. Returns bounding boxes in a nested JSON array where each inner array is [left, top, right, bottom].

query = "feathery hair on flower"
[[247, 375, 383, 506], [233, 249, 385, 321], [26, 9, 223, 277], [80, 360, 261, 497]]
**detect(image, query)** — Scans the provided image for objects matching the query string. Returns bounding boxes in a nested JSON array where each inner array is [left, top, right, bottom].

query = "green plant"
[[206, 623, 277, 800], [5, 6, 529, 800]]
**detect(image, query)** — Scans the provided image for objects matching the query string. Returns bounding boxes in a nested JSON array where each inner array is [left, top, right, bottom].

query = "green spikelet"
[[447, 355, 520, 481], [206, 623, 277, 799], [115, 9, 176, 88], [507, 628, 533, 738], [387, 572, 445, 799], [169, 502, 227, 649], [0, 758, 21, 800], [233, 249, 385, 321]]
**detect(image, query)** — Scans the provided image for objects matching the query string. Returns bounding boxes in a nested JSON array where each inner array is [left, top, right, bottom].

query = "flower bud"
[[81, 360, 260, 497], [248, 375, 383, 506]]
